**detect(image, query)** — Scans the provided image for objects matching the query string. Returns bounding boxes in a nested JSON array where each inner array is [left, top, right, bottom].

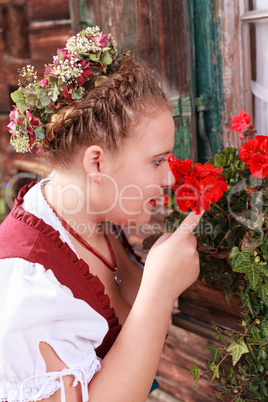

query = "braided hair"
[[42, 56, 169, 168]]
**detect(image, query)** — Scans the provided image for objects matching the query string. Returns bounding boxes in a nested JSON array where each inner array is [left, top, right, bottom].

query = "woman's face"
[[92, 108, 175, 226]]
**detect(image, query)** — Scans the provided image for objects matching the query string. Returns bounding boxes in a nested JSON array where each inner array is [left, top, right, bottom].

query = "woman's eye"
[[153, 157, 167, 167]]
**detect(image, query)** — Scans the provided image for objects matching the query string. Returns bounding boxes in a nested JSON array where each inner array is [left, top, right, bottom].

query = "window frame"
[[239, 0, 268, 122]]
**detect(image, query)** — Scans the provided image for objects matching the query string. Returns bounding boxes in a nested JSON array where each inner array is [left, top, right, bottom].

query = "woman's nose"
[[162, 169, 175, 189]]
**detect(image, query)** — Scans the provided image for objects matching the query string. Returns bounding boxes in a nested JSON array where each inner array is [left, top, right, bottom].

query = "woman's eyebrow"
[[152, 151, 171, 158]]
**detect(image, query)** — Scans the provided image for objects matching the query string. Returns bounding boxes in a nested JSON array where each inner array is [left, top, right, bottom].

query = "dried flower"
[[7, 26, 119, 154]]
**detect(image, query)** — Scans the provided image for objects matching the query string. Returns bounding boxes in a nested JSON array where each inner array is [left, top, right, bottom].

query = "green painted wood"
[[69, 0, 88, 33], [171, 95, 192, 160], [189, 0, 224, 162]]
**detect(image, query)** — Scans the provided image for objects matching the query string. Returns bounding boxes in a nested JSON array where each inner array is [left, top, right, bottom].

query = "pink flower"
[[62, 87, 72, 103], [6, 121, 16, 132], [53, 48, 71, 67], [231, 110, 251, 133], [40, 79, 49, 87], [26, 111, 40, 127], [15, 118, 23, 126], [96, 34, 109, 48], [9, 107, 16, 121], [77, 60, 93, 85]]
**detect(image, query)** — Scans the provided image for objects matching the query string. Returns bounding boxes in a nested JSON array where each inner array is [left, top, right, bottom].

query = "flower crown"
[[7, 26, 119, 154]]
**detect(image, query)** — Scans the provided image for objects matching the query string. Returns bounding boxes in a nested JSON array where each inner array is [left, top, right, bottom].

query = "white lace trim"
[[0, 355, 101, 402]]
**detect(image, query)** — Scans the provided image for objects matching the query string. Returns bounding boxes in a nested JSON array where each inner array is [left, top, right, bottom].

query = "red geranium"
[[231, 110, 251, 133], [239, 135, 268, 178], [193, 162, 223, 178], [168, 154, 192, 184], [163, 194, 169, 208], [166, 154, 228, 214]]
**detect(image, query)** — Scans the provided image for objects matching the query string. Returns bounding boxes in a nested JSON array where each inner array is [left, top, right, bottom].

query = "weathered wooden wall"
[[86, 0, 198, 162]]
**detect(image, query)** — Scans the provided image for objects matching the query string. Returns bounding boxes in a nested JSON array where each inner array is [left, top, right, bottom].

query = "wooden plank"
[[27, 0, 70, 22], [176, 280, 242, 332], [0, 2, 30, 59], [241, 8, 268, 22], [29, 25, 72, 61], [153, 323, 227, 402]]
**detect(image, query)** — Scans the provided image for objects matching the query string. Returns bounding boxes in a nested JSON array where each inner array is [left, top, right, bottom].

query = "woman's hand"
[[142, 211, 203, 305]]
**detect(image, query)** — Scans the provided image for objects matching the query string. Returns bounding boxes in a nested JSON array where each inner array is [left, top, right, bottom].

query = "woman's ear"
[[83, 145, 105, 184]]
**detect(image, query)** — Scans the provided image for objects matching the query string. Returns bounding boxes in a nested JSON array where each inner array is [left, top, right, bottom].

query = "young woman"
[[0, 27, 201, 402]]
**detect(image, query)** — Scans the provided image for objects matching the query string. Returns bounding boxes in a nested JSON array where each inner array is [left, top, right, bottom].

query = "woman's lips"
[[149, 199, 156, 207]]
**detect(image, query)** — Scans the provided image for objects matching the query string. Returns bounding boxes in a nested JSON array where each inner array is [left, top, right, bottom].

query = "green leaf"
[[16, 99, 28, 113], [34, 126, 45, 139], [226, 341, 249, 366], [233, 261, 266, 289], [215, 332, 228, 345], [88, 52, 100, 62], [11, 87, 26, 103], [208, 362, 219, 381], [101, 52, 113, 66], [229, 247, 251, 268], [25, 93, 37, 106], [71, 91, 83, 100], [205, 344, 223, 361], [39, 90, 50, 106], [190, 365, 200, 381], [256, 282, 268, 302], [234, 398, 244, 402], [229, 247, 240, 260], [49, 85, 59, 102], [260, 319, 268, 338], [244, 292, 254, 316]]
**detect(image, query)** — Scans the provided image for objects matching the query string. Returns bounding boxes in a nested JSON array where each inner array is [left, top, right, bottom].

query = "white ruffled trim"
[[0, 354, 101, 402]]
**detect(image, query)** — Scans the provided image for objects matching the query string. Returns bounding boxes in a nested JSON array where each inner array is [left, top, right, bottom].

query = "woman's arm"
[[41, 212, 201, 402]]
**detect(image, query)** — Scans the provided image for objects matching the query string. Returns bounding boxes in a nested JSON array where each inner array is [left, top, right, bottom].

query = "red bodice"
[[0, 182, 121, 359]]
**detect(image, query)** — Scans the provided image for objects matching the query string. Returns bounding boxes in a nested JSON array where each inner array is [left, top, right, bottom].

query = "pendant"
[[114, 268, 121, 285]]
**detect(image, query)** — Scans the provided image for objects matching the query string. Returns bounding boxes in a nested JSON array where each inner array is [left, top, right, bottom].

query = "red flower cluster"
[[231, 110, 250, 133], [239, 135, 268, 178], [231, 110, 256, 140], [168, 154, 228, 214]]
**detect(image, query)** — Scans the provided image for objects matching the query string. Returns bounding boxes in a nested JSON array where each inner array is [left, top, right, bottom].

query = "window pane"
[[249, 1, 268, 133], [253, 0, 268, 10]]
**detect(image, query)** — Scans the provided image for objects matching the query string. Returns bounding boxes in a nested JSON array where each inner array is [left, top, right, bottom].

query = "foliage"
[[168, 146, 268, 400], [145, 112, 268, 400]]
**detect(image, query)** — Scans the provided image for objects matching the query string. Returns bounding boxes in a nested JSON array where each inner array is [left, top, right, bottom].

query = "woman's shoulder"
[[0, 256, 109, 341]]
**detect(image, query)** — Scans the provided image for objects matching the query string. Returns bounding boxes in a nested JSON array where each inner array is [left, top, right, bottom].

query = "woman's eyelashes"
[[153, 157, 168, 167]]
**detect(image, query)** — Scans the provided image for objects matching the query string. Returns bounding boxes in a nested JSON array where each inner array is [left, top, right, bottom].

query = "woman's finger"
[[173, 210, 205, 237]]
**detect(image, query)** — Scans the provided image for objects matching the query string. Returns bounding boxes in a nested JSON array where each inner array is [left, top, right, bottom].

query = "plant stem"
[[212, 202, 229, 217]]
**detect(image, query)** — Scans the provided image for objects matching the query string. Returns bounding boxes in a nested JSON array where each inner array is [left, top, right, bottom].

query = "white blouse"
[[0, 179, 109, 402]]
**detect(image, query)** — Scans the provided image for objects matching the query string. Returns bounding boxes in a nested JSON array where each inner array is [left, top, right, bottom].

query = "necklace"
[[45, 198, 121, 286]]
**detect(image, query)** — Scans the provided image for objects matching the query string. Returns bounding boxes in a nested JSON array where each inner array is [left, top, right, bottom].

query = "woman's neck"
[[43, 171, 103, 244]]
